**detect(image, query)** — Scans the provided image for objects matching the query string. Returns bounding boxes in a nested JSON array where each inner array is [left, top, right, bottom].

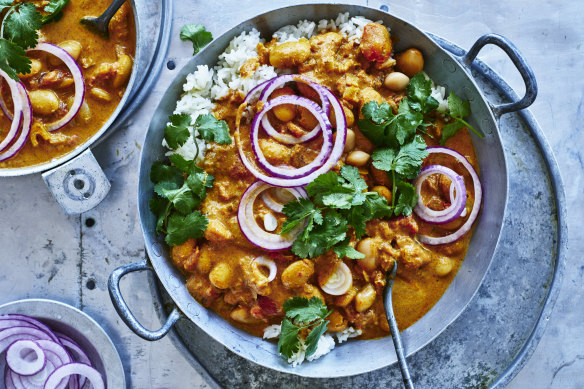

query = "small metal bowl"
[[0, 298, 125, 388]]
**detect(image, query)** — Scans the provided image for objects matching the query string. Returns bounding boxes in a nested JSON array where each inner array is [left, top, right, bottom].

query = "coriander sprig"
[[0, 0, 70, 80], [281, 165, 392, 259], [277, 297, 331, 359]]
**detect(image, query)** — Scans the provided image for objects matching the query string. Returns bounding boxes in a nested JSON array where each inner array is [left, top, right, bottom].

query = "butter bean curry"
[[0, 0, 135, 169], [168, 24, 480, 342]]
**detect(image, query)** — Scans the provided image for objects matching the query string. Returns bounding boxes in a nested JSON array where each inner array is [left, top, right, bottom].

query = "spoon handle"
[[95, 0, 128, 24], [384, 262, 415, 389], [385, 296, 415, 389]]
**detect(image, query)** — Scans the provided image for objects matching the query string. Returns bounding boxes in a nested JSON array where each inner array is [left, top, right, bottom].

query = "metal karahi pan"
[[109, 4, 537, 377]]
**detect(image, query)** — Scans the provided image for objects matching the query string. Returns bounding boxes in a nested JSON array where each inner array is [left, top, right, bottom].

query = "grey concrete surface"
[[0, 0, 581, 388]]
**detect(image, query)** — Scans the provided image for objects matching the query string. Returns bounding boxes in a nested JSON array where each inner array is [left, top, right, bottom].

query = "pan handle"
[[108, 259, 181, 341], [461, 33, 537, 118]]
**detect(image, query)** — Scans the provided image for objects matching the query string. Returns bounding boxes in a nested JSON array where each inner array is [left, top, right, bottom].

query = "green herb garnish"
[[281, 165, 392, 259], [180, 24, 213, 55], [359, 72, 479, 216], [151, 111, 231, 246], [164, 113, 231, 160], [277, 297, 331, 359], [0, 0, 69, 80], [440, 91, 483, 144]]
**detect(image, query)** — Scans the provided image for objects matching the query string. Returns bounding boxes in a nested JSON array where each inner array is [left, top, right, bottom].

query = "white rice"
[[262, 324, 362, 366]]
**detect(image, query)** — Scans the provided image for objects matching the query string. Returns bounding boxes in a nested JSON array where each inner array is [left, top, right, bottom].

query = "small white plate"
[[0, 298, 125, 388]]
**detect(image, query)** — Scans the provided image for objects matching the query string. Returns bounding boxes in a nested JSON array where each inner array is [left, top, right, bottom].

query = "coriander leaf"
[[362, 101, 393, 124], [153, 180, 182, 199], [424, 96, 439, 113], [165, 211, 208, 246], [284, 296, 329, 323], [169, 153, 194, 173], [150, 161, 184, 186], [394, 180, 417, 216], [194, 114, 231, 144], [4, 2, 42, 48], [180, 24, 213, 55], [345, 205, 368, 239], [304, 320, 329, 358], [277, 318, 300, 358], [333, 241, 365, 259], [185, 167, 214, 199], [394, 135, 429, 179], [358, 116, 394, 146], [390, 109, 423, 145], [291, 210, 347, 258], [42, 0, 70, 24], [281, 198, 322, 235], [440, 121, 465, 146], [371, 135, 428, 180], [149, 194, 169, 233], [340, 165, 367, 193], [366, 192, 393, 219], [0, 38, 30, 80], [165, 114, 191, 150], [406, 73, 432, 105], [0, 0, 13, 13], [447, 91, 471, 119]]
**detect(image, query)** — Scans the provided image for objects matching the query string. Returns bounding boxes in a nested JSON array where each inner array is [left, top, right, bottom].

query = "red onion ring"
[[0, 78, 14, 121], [6, 340, 46, 376], [258, 75, 330, 144], [12, 341, 71, 389], [28, 43, 85, 132], [417, 147, 482, 245], [0, 70, 23, 152], [320, 262, 353, 296], [252, 256, 278, 282], [237, 181, 307, 250], [236, 86, 346, 187], [0, 84, 32, 162], [414, 165, 467, 224], [44, 363, 104, 389], [251, 95, 333, 178]]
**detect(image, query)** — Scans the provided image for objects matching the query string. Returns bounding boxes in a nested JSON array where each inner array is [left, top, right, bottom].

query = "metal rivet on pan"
[[463, 86, 475, 101], [167, 60, 176, 70], [442, 58, 456, 73], [152, 242, 162, 257], [482, 118, 494, 135], [380, 5, 388, 12]]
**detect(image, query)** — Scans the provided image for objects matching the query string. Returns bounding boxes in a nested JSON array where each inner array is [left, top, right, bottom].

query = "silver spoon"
[[383, 261, 415, 389], [80, 0, 127, 38]]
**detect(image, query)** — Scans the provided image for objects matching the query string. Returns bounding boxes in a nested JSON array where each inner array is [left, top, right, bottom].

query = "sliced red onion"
[[237, 182, 307, 250], [251, 95, 333, 178], [5, 365, 17, 389], [320, 262, 353, 296], [0, 70, 23, 152], [0, 327, 53, 353], [418, 147, 482, 245], [252, 256, 277, 282], [414, 165, 467, 224], [54, 333, 90, 388], [0, 91, 12, 120], [258, 75, 330, 144], [0, 315, 60, 343], [261, 187, 299, 213], [12, 341, 71, 389], [43, 363, 104, 389], [28, 43, 85, 132], [6, 340, 46, 376], [237, 86, 346, 187], [0, 84, 32, 162]]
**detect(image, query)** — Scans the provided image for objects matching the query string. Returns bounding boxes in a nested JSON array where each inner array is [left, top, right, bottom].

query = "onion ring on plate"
[[0, 77, 15, 121], [44, 363, 104, 389], [237, 181, 307, 250], [27, 43, 85, 132], [414, 165, 467, 224], [417, 147, 482, 245], [6, 340, 46, 376], [0, 70, 23, 152], [250, 95, 333, 178], [236, 86, 346, 187], [0, 84, 32, 162]]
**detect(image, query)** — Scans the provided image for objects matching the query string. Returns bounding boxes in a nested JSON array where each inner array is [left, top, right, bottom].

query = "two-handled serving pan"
[[0, 0, 172, 215], [109, 4, 537, 377]]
